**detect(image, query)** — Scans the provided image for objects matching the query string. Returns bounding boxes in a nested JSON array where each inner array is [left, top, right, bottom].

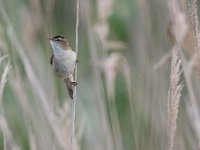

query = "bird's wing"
[[50, 54, 54, 65]]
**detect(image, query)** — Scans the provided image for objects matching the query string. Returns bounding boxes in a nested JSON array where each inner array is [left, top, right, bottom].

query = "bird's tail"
[[64, 75, 75, 99]]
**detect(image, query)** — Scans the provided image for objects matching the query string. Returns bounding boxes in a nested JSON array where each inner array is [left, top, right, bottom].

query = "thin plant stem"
[[71, 0, 79, 149]]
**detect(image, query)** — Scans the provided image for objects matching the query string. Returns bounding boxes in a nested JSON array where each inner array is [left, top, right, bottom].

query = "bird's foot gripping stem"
[[71, 82, 78, 86], [76, 59, 80, 63]]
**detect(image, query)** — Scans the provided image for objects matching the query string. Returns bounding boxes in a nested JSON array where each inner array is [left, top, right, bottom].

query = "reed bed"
[[0, 0, 199, 150]]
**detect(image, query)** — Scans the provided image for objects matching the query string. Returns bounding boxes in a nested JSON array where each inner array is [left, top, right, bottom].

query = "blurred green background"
[[0, 0, 199, 150]]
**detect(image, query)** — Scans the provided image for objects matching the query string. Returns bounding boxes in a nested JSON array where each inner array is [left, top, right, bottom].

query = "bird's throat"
[[50, 41, 74, 60]]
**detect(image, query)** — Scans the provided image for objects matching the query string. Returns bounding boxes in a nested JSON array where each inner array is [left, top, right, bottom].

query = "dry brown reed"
[[167, 46, 183, 150], [0, 56, 9, 105], [181, 0, 200, 147], [0, 55, 20, 150], [189, 0, 200, 53], [82, 0, 114, 149], [0, 1, 77, 149], [1, 0, 200, 149], [96, 0, 123, 149], [167, 1, 186, 150], [95, 0, 133, 149]]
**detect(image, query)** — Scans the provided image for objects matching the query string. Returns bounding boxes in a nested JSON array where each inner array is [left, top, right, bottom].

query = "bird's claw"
[[71, 82, 78, 86]]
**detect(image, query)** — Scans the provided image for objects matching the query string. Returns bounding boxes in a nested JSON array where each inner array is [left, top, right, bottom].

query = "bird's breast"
[[53, 50, 76, 79]]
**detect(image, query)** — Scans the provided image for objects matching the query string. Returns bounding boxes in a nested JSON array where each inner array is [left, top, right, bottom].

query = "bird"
[[48, 35, 77, 99]]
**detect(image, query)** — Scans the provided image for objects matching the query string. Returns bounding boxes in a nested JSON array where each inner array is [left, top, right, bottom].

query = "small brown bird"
[[48, 35, 77, 99]]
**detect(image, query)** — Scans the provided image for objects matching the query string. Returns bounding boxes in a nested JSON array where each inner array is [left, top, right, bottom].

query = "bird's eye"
[[53, 35, 65, 39]]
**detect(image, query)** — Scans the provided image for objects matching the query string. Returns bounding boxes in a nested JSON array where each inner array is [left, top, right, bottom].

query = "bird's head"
[[48, 35, 69, 51]]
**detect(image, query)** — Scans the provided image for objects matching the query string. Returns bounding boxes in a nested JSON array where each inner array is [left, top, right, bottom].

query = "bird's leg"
[[71, 82, 78, 86], [68, 74, 78, 86], [76, 59, 80, 63]]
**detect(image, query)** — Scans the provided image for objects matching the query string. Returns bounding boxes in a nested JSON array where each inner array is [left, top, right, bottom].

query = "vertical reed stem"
[[71, 0, 79, 149]]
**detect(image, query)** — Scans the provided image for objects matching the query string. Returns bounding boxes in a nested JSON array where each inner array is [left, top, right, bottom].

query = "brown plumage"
[[64, 78, 74, 99], [48, 35, 77, 100]]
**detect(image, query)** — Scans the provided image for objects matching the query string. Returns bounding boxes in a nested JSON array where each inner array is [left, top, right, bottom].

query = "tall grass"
[[0, 0, 199, 150]]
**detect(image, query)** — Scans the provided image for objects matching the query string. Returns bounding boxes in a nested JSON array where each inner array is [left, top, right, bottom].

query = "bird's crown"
[[48, 35, 71, 50]]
